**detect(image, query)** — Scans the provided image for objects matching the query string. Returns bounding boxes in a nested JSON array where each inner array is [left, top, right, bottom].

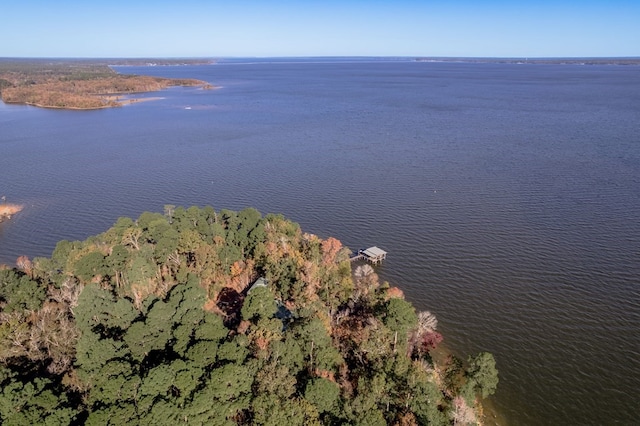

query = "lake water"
[[1, 59, 639, 425]]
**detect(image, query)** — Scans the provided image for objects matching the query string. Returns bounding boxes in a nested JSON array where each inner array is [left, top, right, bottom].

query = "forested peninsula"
[[0, 206, 497, 425], [0, 59, 213, 109]]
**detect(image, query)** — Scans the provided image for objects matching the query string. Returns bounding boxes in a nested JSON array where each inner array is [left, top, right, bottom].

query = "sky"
[[2, 0, 639, 58]]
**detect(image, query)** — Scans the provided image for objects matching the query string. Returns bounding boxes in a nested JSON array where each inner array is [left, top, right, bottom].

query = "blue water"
[[1, 59, 639, 425]]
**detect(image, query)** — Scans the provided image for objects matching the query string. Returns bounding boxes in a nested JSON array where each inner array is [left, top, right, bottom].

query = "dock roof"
[[362, 246, 387, 257]]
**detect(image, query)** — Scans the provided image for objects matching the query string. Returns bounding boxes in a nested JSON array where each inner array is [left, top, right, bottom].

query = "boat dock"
[[350, 246, 387, 264]]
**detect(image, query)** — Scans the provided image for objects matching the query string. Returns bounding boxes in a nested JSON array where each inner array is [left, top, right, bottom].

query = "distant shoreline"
[[413, 57, 640, 66], [9, 95, 166, 110], [0, 59, 214, 110], [1, 56, 638, 109]]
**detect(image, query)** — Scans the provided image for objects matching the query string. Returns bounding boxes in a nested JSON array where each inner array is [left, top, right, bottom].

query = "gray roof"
[[248, 277, 268, 293], [362, 246, 387, 257]]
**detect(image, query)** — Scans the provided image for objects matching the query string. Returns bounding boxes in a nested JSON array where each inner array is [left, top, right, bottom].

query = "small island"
[[0, 203, 23, 223], [0, 58, 214, 109]]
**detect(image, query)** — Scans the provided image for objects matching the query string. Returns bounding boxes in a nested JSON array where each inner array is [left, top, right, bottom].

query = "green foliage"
[[443, 354, 466, 397], [124, 253, 157, 291], [407, 365, 447, 425], [136, 211, 165, 232], [466, 352, 499, 399], [111, 216, 135, 237], [270, 336, 305, 372], [217, 339, 250, 364], [292, 316, 343, 372], [74, 276, 230, 417], [75, 283, 138, 332], [383, 297, 418, 334], [305, 377, 340, 413], [209, 363, 255, 402], [185, 339, 218, 367], [193, 311, 227, 341], [153, 227, 180, 261], [51, 240, 74, 267], [252, 394, 320, 426], [356, 408, 387, 426], [242, 285, 277, 322], [0, 269, 46, 312], [74, 251, 106, 282], [0, 205, 497, 423], [0, 375, 78, 425]]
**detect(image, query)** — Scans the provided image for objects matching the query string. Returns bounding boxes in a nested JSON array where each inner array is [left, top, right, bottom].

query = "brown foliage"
[[230, 260, 244, 277], [203, 298, 218, 313], [299, 260, 321, 302], [49, 279, 82, 312], [16, 255, 33, 278], [332, 307, 381, 361], [227, 259, 256, 295], [1, 73, 209, 110], [338, 362, 354, 396], [314, 368, 337, 382], [61, 369, 92, 394], [0, 301, 78, 375], [321, 237, 343, 266], [237, 320, 251, 335], [452, 396, 477, 425], [386, 286, 405, 299], [255, 336, 270, 351], [34, 302, 80, 374], [394, 412, 419, 426]]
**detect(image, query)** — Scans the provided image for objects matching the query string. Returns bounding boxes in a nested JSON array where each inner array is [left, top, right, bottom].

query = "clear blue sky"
[[3, 0, 639, 58]]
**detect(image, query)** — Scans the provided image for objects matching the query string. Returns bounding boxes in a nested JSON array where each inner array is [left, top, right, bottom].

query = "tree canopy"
[[0, 206, 497, 424]]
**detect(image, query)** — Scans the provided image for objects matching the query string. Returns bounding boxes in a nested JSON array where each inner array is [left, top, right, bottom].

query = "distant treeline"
[[0, 206, 497, 425], [0, 59, 213, 109], [414, 57, 640, 65]]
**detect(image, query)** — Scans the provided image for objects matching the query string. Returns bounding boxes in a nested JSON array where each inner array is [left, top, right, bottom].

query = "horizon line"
[[2, 55, 640, 60]]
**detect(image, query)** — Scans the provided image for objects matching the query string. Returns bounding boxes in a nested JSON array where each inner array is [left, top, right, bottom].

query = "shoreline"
[[1, 82, 214, 110], [0, 59, 215, 110], [5, 95, 169, 110], [430, 343, 507, 425]]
